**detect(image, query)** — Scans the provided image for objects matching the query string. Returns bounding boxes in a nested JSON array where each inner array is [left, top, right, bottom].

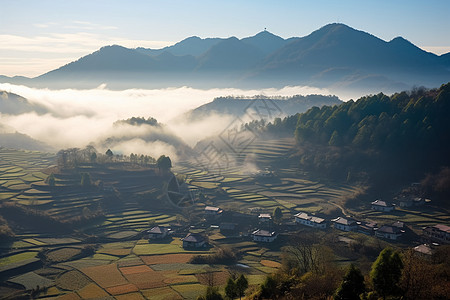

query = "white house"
[[204, 206, 223, 218], [252, 229, 278, 242], [148, 226, 171, 239], [258, 213, 272, 223], [294, 212, 327, 229], [371, 200, 395, 212], [331, 217, 358, 232], [181, 233, 206, 248], [375, 225, 403, 240]]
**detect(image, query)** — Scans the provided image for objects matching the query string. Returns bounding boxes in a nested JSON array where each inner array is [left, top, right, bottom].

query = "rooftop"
[[371, 199, 392, 207], [182, 233, 205, 243], [432, 224, 450, 233], [148, 226, 170, 234], [252, 229, 276, 237], [332, 217, 357, 226]]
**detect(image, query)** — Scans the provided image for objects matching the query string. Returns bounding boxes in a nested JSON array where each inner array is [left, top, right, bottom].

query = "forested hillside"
[[291, 83, 450, 194]]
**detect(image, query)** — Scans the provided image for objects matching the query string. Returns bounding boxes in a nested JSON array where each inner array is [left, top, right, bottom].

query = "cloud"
[[421, 46, 450, 55], [0, 32, 173, 77], [0, 83, 332, 157]]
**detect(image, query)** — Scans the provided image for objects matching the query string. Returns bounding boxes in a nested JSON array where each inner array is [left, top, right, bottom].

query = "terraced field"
[[1, 137, 446, 299]]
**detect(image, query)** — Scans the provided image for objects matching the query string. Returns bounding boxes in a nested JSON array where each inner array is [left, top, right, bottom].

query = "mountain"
[[241, 30, 295, 56], [196, 37, 265, 72], [0, 90, 48, 115], [2, 24, 449, 94], [252, 24, 447, 90], [185, 94, 342, 121], [136, 36, 223, 57]]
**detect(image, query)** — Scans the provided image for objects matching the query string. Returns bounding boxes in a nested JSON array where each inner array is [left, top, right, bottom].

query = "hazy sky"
[[1, 0, 449, 77]]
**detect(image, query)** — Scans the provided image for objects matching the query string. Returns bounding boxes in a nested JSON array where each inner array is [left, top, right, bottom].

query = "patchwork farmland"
[[0, 138, 447, 299]]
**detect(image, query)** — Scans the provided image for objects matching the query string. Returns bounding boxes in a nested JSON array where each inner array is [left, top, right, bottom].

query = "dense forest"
[[253, 83, 450, 203]]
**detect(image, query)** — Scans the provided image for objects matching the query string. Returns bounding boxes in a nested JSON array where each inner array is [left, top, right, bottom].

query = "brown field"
[[106, 283, 139, 295], [141, 286, 183, 300], [76, 283, 109, 299], [120, 264, 154, 275], [57, 292, 81, 300], [81, 263, 128, 288], [56, 270, 91, 290], [140, 253, 194, 265], [195, 270, 230, 286], [115, 292, 146, 300], [125, 270, 168, 290], [163, 274, 198, 285], [260, 259, 281, 268]]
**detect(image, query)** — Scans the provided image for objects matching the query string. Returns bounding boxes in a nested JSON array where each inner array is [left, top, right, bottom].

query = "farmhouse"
[[375, 225, 404, 240], [358, 221, 377, 235], [181, 233, 206, 248], [147, 226, 171, 239], [331, 217, 358, 232], [252, 229, 278, 242], [399, 197, 425, 208], [371, 199, 395, 212], [294, 212, 327, 229], [423, 224, 450, 244], [258, 213, 272, 223], [204, 206, 223, 218], [414, 244, 434, 256]]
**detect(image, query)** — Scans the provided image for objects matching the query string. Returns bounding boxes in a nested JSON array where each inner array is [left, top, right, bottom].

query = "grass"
[[0, 252, 38, 267], [171, 283, 206, 299], [133, 239, 210, 256]]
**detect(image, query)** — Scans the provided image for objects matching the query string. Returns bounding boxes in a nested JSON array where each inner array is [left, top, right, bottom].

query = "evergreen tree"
[[370, 248, 403, 300], [225, 277, 238, 299], [334, 264, 365, 300], [273, 207, 283, 224], [235, 274, 248, 299]]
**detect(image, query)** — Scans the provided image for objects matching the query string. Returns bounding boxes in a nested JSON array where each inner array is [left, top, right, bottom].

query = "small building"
[[181, 233, 206, 248], [414, 244, 434, 256], [258, 213, 272, 223], [294, 212, 327, 229], [205, 206, 223, 217], [423, 224, 450, 244], [371, 200, 395, 212], [399, 197, 425, 208], [375, 225, 403, 240], [358, 221, 377, 235], [331, 217, 358, 232], [147, 226, 171, 239], [252, 229, 278, 243]]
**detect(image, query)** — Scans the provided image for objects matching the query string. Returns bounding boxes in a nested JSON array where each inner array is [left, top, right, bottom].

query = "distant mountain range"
[[1, 23, 449, 95]]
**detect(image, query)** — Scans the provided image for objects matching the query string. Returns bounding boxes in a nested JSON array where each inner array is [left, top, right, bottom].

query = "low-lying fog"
[[0, 83, 332, 160]]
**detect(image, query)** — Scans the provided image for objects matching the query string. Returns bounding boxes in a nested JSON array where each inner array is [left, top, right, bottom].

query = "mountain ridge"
[[1, 23, 449, 95]]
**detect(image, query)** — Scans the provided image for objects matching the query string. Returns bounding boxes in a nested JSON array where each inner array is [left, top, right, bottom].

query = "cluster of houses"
[[146, 202, 449, 248]]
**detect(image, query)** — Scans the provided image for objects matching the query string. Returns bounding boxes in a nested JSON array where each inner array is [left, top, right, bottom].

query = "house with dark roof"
[[181, 233, 206, 248], [331, 217, 358, 232], [423, 224, 450, 244], [252, 229, 278, 242], [147, 226, 171, 239], [357, 221, 377, 235], [371, 200, 395, 212], [294, 212, 327, 229], [375, 225, 404, 240], [219, 222, 237, 232]]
